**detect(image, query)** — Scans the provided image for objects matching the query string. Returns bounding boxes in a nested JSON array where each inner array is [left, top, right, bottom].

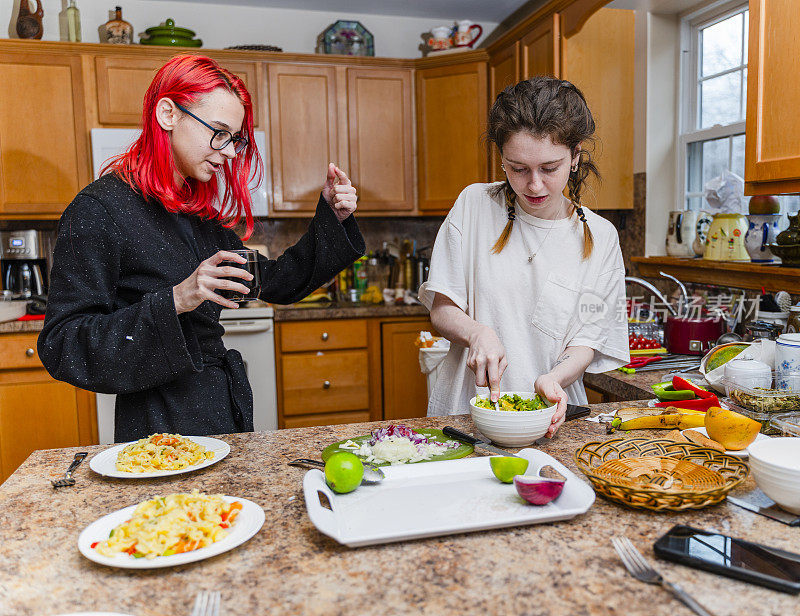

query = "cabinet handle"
[[321, 332, 329, 341], [25, 348, 35, 357], [323, 380, 331, 389]]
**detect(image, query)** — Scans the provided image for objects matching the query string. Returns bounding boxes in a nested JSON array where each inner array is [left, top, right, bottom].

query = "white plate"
[[89, 436, 230, 479], [78, 495, 264, 569], [303, 448, 595, 547], [680, 426, 769, 458]]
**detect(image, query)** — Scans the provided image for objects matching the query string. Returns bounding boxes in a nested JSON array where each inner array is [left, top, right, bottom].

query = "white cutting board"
[[303, 448, 595, 547]]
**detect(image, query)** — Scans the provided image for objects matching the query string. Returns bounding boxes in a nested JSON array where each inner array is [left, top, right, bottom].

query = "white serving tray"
[[303, 448, 595, 547]]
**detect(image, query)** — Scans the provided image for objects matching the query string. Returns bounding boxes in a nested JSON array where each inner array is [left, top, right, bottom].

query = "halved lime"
[[489, 456, 529, 483]]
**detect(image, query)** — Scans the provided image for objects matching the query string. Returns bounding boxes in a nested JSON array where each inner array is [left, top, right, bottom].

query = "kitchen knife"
[[727, 496, 800, 526], [442, 426, 520, 457]]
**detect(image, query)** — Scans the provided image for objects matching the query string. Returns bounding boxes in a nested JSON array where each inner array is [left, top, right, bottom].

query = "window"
[[679, 2, 799, 215]]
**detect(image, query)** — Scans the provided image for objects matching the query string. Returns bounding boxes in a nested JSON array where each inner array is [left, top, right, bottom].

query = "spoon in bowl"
[[288, 458, 385, 484]]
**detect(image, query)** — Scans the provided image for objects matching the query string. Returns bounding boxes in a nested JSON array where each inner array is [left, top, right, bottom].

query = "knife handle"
[[443, 426, 479, 444]]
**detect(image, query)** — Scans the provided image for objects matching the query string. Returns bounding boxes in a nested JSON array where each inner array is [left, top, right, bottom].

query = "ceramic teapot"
[[453, 20, 482, 47]]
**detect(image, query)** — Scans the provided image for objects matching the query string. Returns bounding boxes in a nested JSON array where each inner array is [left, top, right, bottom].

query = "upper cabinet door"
[[521, 13, 560, 79], [488, 42, 521, 181], [416, 61, 488, 213], [562, 8, 635, 210], [745, 0, 800, 193], [0, 52, 89, 216], [347, 68, 414, 212], [95, 56, 260, 126], [268, 64, 339, 213]]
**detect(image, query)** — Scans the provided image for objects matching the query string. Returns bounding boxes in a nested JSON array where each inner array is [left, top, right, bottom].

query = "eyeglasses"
[[174, 101, 249, 154]]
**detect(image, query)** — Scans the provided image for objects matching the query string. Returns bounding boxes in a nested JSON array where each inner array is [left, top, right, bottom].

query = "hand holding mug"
[[173, 250, 254, 313]]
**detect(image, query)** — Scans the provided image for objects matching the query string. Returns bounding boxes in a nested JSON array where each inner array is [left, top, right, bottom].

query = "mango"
[[704, 406, 761, 451]]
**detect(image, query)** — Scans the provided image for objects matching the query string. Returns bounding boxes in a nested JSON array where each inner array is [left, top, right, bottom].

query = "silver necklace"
[[516, 206, 560, 263]]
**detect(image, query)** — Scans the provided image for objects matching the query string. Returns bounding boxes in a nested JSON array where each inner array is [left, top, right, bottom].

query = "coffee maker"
[[0, 230, 47, 298]]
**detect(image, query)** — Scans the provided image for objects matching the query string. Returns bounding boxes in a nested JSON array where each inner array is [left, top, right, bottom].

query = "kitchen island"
[[1, 405, 796, 616]]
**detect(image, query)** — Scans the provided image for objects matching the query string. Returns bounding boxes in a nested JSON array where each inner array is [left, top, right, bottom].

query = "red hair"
[[101, 54, 262, 238]]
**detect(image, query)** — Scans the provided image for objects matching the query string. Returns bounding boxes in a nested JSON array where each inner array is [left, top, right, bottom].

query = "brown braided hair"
[[487, 77, 599, 259]]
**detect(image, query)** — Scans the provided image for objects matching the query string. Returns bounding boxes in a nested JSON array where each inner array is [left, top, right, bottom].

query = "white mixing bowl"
[[469, 392, 557, 447], [748, 437, 800, 513]]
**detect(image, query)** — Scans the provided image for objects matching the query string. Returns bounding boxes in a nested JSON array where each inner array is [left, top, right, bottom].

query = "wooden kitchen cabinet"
[[0, 51, 90, 217], [346, 68, 414, 213], [268, 64, 340, 214], [416, 60, 488, 213], [276, 318, 378, 428], [561, 8, 635, 210], [381, 318, 435, 421], [94, 55, 261, 126], [488, 42, 521, 181], [0, 333, 96, 483], [744, 0, 800, 194], [520, 13, 561, 80]]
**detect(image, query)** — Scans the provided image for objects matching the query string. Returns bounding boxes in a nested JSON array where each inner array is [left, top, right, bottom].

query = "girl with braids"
[[39, 55, 364, 441], [419, 77, 628, 436]]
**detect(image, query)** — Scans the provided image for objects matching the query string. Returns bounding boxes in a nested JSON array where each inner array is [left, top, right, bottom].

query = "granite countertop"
[[1, 405, 796, 616], [0, 318, 44, 334], [273, 301, 429, 321]]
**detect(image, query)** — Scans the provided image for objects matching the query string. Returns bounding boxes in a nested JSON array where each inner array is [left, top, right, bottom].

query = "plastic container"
[[722, 371, 800, 433], [722, 357, 772, 390], [769, 412, 800, 437]]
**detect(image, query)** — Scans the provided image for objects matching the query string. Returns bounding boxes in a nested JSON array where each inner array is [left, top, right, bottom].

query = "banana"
[[618, 412, 705, 431], [608, 407, 706, 432]]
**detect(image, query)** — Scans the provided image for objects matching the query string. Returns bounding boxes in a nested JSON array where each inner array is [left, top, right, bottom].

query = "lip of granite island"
[[1, 405, 797, 616]]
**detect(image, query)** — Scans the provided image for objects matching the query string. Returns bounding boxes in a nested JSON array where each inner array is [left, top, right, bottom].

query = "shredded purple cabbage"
[[368, 424, 460, 452]]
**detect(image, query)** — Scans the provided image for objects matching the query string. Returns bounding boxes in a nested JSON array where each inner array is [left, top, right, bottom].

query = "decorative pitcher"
[[745, 214, 781, 263], [666, 210, 697, 257]]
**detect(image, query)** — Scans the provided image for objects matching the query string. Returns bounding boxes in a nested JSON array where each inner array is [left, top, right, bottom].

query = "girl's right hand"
[[467, 324, 508, 401], [172, 250, 254, 314]]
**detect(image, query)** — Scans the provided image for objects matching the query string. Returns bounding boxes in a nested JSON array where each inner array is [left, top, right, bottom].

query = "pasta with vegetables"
[[115, 433, 213, 472], [92, 490, 242, 559]]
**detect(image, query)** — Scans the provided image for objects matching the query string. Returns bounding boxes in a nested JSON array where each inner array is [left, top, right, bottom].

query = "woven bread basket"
[[575, 436, 749, 511]]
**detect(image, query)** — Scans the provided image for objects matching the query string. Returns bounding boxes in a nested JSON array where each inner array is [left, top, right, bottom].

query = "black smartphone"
[[565, 404, 590, 421], [653, 525, 800, 594]]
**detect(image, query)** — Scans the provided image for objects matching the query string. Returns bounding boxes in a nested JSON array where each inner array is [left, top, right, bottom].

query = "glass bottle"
[[101, 6, 133, 44], [66, 1, 81, 42]]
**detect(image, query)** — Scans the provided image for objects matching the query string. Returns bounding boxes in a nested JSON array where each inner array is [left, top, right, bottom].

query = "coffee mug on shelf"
[[453, 20, 482, 47]]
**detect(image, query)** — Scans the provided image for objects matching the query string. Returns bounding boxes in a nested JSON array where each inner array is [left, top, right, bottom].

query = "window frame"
[[676, 0, 749, 211]]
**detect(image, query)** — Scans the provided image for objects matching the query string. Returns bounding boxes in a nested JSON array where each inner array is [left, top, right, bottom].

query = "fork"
[[51, 452, 88, 488], [611, 537, 715, 616], [191, 591, 221, 616]]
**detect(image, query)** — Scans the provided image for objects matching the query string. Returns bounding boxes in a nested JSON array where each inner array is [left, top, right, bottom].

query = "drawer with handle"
[[0, 334, 44, 370], [281, 349, 368, 415], [279, 319, 367, 353]]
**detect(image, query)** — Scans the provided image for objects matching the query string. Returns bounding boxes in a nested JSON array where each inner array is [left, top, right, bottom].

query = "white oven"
[[95, 304, 278, 444]]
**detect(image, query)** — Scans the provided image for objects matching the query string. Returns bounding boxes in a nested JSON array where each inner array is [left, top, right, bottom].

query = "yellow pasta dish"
[[92, 490, 243, 559], [115, 433, 213, 472]]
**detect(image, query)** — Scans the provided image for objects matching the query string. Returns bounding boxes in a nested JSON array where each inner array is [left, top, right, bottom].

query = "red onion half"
[[513, 475, 566, 505]]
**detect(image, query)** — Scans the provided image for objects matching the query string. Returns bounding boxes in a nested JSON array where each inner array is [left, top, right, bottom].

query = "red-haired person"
[[39, 55, 364, 441]]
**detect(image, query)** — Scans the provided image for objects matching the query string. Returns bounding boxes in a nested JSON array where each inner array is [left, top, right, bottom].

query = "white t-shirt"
[[418, 182, 630, 417]]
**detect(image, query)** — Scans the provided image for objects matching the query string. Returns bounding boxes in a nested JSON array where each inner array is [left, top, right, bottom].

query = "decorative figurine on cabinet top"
[[15, 0, 44, 40], [100, 6, 133, 44], [316, 20, 374, 56]]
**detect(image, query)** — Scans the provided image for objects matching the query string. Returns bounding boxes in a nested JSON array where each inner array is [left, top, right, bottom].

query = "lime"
[[324, 452, 364, 493], [489, 456, 529, 483]]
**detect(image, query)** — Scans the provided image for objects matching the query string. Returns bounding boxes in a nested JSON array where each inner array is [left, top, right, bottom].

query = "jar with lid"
[[788, 306, 800, 334]]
